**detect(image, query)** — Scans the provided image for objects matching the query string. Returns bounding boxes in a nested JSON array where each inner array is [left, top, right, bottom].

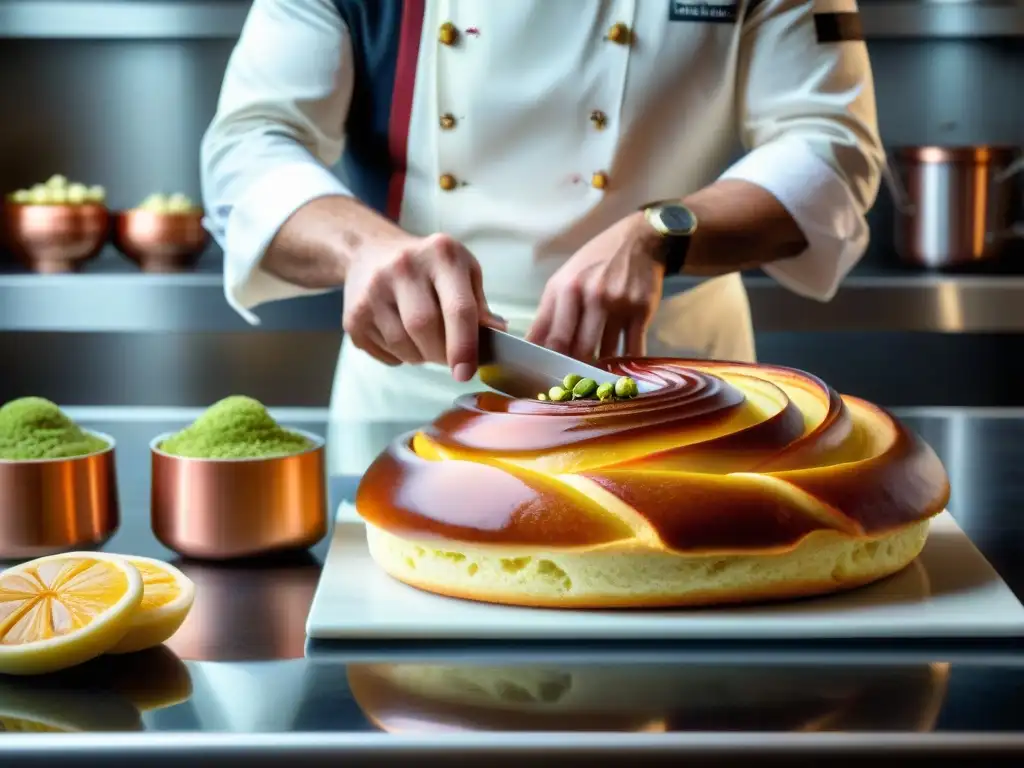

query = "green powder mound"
[[160, 396, 313, 459], [0, 397, 109, 461]]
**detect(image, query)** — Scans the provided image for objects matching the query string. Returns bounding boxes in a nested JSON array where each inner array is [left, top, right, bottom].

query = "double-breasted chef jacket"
[[201, 0, 884, 475]]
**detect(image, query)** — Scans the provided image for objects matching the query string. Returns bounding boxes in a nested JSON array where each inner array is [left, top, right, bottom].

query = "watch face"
[[659, 205, 695, 234]]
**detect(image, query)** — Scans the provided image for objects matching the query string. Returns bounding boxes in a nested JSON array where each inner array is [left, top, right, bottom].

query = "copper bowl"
[[112, 209, 209, 272], [150, 431, 328, 560], [3, 202, 109, 273], [0, 431, 120, 560]]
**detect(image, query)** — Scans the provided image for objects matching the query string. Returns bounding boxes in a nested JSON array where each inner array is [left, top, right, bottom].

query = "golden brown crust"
[[364, 519, 931, 609], [377, 560, 915, 609], [356, 359, 950, 558]]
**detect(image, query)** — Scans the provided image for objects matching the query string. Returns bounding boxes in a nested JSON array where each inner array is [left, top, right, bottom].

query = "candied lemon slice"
[[0, 553, 143, 676], [107, 557, 195, 655]]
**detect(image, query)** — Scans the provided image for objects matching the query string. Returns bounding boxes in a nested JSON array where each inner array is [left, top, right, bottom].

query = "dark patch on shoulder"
[[814, 11, 864, 43]]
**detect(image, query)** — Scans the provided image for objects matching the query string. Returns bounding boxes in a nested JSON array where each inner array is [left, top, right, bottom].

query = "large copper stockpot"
[[888, 146, 1023, 269]]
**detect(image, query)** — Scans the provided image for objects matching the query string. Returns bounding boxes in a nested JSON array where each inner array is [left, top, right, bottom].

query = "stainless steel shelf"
[[861, 1, 1024, 38], [0, 1, 251, 39], [2, 266, 1024, 332], [2, 1, 1023, 39]]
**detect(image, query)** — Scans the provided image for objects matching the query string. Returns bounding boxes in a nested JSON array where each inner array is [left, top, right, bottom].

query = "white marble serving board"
[[306, 504, 1024, 641]]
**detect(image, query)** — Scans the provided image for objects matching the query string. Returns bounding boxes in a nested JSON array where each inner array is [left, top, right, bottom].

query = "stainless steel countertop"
[[4, 253, 1024, 333], [1, 406, 1023, 764]]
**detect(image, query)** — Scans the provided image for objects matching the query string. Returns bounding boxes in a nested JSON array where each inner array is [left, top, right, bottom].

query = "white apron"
[[327, 272, 755, 476]]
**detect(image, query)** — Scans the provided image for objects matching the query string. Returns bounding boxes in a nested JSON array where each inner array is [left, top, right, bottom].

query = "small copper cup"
[[150, 431, 328, 560], [112, 209, 209, 272], [3, 202, 109, 273], [0, 432, 120, 560]]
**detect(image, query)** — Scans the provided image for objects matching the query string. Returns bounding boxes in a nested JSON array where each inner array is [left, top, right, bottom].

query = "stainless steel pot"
[[887, 146, 1024, 269]]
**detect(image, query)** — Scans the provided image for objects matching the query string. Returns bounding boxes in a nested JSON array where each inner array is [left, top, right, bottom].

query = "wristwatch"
[[641, 200, 698, 275]]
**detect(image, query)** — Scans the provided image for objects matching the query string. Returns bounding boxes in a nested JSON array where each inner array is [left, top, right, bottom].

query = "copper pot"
[[887, 145, 1024, 269], [0, 431, 119, 560], [150, 431, 328, 560], [112, 209, 209, 272], [2, 203, 109, 273]]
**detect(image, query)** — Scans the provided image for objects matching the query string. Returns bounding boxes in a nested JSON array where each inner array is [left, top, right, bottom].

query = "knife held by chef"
[[476, 326, 654, 400]]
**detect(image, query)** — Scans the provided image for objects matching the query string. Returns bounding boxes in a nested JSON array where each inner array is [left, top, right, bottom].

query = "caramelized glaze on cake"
[[356, 359, 950, 555]]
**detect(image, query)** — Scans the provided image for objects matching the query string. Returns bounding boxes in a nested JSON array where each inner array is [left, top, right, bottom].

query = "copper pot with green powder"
[[151, 396, 327, 560], [0, 398, 119, 558]]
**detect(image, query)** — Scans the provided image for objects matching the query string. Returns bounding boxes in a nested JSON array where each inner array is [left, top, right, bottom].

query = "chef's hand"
[[343, 233, 506, 382], [526, 213, 664, 360]]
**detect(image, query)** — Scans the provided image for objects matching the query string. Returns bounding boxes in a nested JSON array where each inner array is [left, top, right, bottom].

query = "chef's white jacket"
[[201, 0, 883, 474]]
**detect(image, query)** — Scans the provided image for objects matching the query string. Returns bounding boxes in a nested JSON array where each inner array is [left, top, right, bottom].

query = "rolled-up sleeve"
[[721, 0, 884, 301], [200, 0, 354, 324]]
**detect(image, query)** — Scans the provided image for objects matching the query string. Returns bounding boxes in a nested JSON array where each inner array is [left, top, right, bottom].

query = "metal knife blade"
[[476, 326, 620, 399]]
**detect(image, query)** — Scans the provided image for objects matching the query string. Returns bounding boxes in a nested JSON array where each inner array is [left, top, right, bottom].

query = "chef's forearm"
[[261, 196, 408, 289], [680, 179, 808, 276]]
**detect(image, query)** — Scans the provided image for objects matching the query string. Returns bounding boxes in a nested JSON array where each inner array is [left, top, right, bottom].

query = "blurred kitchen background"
[[1, 0, 1023, 408]]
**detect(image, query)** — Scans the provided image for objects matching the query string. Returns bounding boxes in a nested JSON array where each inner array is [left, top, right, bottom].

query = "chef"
[[201, 0, 883, 475]]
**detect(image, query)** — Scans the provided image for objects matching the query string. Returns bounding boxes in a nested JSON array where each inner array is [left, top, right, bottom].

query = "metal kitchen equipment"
[[3, 201, 109, 273], [0, 432, 119, 558], [150, 430, 327, 560], [477, 326, 653, 399], [112, 208, 209, 273], [887, 146, 1024, 269]]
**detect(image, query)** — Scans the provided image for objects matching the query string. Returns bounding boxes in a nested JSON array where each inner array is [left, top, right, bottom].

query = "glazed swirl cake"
[[356, 359, 951, 608]]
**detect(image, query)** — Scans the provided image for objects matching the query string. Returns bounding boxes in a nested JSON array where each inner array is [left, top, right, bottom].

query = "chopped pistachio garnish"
[[572, 378, 598, 399], [614, 376, 639, 399], [536, 373, 640, 402], [547, 386, 570, 402]]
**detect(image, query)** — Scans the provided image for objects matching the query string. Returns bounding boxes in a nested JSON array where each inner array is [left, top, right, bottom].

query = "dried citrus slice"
[[107, 557, 195, 655], [0, 552, 143, 676]]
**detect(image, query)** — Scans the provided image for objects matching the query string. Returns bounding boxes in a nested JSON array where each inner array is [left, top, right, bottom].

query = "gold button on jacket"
[[439, 174, 458, 191], [607, 22, 631, 45], [439, 22, 458, 46], [591, 171, 609, 190], [439, 113, 456, 130]]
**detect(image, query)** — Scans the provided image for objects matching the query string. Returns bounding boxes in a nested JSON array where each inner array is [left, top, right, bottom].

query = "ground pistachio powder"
[[0, 397, 109, 460], [160, 396, 313, 459]]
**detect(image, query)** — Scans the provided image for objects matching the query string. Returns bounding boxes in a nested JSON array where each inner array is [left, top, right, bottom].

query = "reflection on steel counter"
[[346, 662, 950, 734], [164, 553, 321, 661], [0, 646, 190, 732]]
